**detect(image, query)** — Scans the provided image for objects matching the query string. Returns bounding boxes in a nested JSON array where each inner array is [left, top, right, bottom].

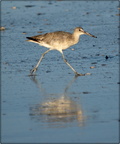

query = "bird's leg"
[[30, 49, 51, 75], [61, 52, 85, 76]]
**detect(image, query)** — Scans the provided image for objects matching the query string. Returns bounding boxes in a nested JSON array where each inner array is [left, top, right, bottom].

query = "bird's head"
[[74, 27, 97, 38]]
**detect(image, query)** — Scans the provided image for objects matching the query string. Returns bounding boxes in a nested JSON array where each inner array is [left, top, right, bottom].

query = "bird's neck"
[[72, 33, 80, 44]]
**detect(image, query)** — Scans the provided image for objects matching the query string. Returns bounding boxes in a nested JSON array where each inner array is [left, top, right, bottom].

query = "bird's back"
[[27, 31, 77, 50]]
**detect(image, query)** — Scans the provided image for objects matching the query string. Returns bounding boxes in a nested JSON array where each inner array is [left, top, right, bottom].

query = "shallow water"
[[1, 1, 119, 143]]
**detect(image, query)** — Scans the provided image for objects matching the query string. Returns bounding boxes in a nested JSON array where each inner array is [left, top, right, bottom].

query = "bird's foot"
[[28, 67, 37, 76], [75, 72, 91, 77], [75, 72, 85, 77]]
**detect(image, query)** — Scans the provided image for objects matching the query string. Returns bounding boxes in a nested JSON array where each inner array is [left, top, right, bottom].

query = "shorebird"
[[26, 27, 97, 76]]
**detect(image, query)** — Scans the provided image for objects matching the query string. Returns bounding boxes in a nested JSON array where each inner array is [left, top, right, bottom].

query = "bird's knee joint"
[[42, 53, 45, 57], [64, 59, 67, 62]]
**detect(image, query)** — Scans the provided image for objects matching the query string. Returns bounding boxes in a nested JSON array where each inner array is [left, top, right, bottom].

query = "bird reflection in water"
[[29, 76, 86, 128]]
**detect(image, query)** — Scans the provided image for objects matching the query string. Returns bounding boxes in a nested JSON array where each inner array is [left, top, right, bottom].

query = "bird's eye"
[[79, 28, 84, 32]]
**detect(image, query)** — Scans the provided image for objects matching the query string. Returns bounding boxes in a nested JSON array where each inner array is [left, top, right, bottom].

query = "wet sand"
[[1, 1, 119, 143]]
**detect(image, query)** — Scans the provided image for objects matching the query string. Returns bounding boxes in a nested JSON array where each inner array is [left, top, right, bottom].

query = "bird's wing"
[[26, 31, 72, 46], [43, 31, 72, 44]]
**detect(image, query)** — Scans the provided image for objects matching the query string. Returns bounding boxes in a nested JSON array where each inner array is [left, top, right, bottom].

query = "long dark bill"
[[84, 31, 97, 38]]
